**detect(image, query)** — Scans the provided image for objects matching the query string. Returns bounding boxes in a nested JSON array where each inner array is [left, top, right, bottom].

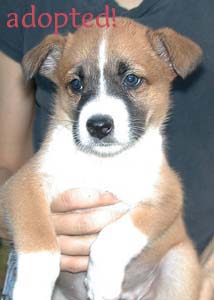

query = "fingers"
[[53, 203, 128, 235], [58, 234, 95, 273], [60, 255, 89, 273], [58, 235, 94, 273], [57, 235, 96, 256], [51, 189, 129, 273], [51, 189, 118, 213]]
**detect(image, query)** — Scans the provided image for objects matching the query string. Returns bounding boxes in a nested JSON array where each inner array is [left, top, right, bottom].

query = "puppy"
[[1, 18, 202, 300]]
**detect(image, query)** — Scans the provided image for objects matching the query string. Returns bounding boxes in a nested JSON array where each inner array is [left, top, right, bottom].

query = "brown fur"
[[147, 28, 202, 79], [23, 34, 66, 81], [131, 159, 183, 240], [23, 19, 202, 129], [2, 158, 58, 252], [127, 159, 201, 299]]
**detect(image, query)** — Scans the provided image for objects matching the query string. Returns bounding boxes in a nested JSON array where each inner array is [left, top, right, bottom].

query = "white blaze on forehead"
[[98, 37, 107, 94], [77, 34, 131, 154], [77, 35, 131, 150]]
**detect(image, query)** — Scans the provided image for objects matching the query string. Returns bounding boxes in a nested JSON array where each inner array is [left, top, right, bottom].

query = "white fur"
[[13, 251, 60, 300], [40, 125, 163, 207], [86, 214, 148, 300], [99, 38, 107, 94]]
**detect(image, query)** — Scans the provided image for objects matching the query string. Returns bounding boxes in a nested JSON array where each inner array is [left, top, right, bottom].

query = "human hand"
[[199, 239, 214, 300], [51, 189, 128, 273]]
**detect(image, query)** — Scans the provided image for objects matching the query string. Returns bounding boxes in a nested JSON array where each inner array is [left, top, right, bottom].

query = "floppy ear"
[[22, 34, 66, 81], [147, 27, 203, 79]]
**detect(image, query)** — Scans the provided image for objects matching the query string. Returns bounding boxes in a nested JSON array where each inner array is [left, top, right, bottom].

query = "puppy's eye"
[[123, 74, 142, 88], [67, 79, 83, 93]]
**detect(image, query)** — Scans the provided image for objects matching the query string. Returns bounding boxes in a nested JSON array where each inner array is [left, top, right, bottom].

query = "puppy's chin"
[[75, 138, 132, 157], [73, 127, 144, 157]]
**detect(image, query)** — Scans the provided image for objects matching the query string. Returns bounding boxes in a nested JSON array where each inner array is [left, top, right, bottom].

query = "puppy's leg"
[[14, 251, 60, 300], [156, 241, 201, 300], [86, 197, 179, 300], [86, 213, 148, 300], [2, 163, 60, 300], [86, 177, 199, 300]]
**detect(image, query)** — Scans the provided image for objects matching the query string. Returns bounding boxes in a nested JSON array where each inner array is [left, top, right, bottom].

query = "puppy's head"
[[23, 18, 202, 156]]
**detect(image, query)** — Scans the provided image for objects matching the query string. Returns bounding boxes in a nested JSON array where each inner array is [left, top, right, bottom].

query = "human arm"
[[0, 51, 35, 238]]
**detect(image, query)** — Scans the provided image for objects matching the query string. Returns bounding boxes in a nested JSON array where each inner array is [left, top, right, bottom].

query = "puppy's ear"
[[147, 28, 203, 79], [22, 34, 66, 81]]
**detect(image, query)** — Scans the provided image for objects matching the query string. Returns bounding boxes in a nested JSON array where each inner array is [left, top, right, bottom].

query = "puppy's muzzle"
[[86, 115, 114, 140]]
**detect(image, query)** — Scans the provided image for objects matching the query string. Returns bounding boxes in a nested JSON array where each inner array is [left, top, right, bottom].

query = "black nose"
[[86, 115, 114, 140]]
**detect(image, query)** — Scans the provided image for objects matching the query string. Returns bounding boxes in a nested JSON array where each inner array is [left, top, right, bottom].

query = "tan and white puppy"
[[1, 18, 202, 300]]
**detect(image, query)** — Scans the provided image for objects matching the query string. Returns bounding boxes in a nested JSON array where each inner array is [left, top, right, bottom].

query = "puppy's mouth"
[[81, 141, 129, 157], [72, 96, 145, 157], [86, 144, 126, 157], [73, 115, 131, 157]]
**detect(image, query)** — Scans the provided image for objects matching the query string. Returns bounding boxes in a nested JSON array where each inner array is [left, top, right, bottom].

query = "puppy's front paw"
[[13, 251, 60, 300], [85, 214, 147, 300], [86, 226, 125, 300], [86, 262, 122, 300]]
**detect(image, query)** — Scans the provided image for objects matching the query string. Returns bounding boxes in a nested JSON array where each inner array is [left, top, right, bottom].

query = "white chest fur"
[[39, 126, 163, 206]]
